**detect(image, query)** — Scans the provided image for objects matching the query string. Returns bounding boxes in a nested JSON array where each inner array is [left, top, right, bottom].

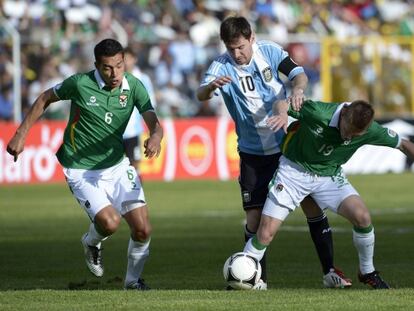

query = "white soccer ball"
[[223, 252, 262, 290]]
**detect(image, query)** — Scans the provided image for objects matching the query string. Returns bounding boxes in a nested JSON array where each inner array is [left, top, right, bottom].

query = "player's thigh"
[[238, 151, 280, 210], [337, 195, 371, 227], [311, 174, 359, 214], [111, 160, 147, 215], [263, 157, 312, 220], [64, 169, 111, 221], [300, 196, 323, 218]]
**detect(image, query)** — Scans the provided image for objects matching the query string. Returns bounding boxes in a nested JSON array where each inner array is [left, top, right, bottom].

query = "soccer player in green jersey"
[[7, 39, 163, 290], [244, 99, 414, 289]]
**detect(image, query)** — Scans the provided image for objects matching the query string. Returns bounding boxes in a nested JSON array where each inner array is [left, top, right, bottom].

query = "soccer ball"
[[223, 252, 262, 290]]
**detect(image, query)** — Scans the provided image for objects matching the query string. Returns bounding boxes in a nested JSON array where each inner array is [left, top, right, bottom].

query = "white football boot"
[[252, 279, 268, 290], [323, 267, 352, 288], [81, 233, 104, 277]]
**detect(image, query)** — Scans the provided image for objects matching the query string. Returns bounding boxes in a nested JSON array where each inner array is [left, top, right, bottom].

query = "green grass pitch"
[[1, 173, 413, 310]]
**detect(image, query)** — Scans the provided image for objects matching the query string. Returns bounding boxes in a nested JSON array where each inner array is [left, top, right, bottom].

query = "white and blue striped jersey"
[[201, 40, 305, 155]]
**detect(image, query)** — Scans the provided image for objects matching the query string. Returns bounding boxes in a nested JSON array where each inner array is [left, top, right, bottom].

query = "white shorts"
[[262, 156, 359, 221], [63, 158, 146, 221]]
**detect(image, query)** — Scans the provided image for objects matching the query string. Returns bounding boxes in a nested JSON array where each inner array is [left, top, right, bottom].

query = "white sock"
[[353, 228, 375, 274], [243, 237, 266, 261], [84, 223, 107, 249], [124, 238, 150, 288]]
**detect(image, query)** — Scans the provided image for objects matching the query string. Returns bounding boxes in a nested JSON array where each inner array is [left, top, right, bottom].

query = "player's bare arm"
[[267, 99, 289, 133], [289, 72, 308, 111], [7, 88, 59, 161], [141, 110, 163, 158], [399, 138, 414, 160], [196, 76, 232, 101]]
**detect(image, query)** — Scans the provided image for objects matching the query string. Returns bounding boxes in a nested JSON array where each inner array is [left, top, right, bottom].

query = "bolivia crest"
[[119, 94, 128, 107]]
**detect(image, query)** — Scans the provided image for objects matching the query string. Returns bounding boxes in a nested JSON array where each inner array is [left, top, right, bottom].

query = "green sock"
[[353, 224, 373, 234], [252, 235, 268, 250]]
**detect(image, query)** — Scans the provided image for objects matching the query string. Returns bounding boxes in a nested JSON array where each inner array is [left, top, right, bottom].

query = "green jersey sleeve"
[[54, 74, 79, 100], [364, 121, 400, 148], [131, 78, 153, 113], [288, 99, 319, 121]]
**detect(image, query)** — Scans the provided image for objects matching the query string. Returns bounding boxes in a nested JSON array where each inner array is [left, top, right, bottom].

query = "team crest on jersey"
[[311, 126, 324, 137], [343, 140, 351, 145], [119, 94, 128, 107], [86, 96, 99, 106], [262, 67, 273, 82]]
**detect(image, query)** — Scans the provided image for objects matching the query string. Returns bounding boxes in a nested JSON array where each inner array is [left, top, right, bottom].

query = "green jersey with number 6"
[[282, 100, 400, 176], [54, 70, 153, 169]]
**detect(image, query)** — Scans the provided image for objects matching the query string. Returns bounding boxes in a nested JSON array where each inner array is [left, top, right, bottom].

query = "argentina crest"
[[119, 94, 128, 107], [262, 67, 273, 82]]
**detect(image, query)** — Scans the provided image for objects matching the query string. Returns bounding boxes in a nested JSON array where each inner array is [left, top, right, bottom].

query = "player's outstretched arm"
[[141, 110, 163, 158], [196, 76, 232, 101], [7, 88, 59, 162], [399, 138, 414, 160]]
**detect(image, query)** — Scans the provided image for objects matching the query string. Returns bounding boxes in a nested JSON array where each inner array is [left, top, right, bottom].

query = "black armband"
[[278, 57, 300, 77]]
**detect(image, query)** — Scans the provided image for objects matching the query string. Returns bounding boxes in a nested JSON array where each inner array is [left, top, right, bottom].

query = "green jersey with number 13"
[[282, 100, 400, 176], [54, 70, 153, 170]]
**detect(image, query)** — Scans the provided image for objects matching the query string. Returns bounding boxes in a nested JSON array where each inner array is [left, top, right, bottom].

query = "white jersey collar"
[[329, 102, 351, 128], [94, 70, 130, 91]]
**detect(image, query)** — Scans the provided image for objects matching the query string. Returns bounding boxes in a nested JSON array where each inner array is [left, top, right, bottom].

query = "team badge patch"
[[387, 128, 397, 138], [276, 184, 284, 192], [316, 126, 323, 134], [119, 94, 128, 107], [242, 191, 251, 203], [262, 67, 273, 82], [86, 96, 99, 106]]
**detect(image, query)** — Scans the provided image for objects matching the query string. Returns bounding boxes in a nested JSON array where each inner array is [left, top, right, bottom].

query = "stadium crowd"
[[0, 0, 413, 121]]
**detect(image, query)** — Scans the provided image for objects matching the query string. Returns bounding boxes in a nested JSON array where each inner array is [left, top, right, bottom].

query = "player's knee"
[[99, 214, 121, 235], [351, 207, 371, 228], [132, 223, 152, 242]]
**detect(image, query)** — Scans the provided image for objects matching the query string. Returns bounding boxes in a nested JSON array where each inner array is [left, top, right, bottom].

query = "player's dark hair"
[[94, 39, 124, 63], [348, 100, 374, 130], [220, 16, 252, 44]]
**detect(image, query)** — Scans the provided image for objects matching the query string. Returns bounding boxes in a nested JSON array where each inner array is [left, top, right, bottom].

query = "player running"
[[7, 38, 163, 290]]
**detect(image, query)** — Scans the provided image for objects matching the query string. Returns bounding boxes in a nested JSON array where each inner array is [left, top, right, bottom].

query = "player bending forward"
[[244, 99, 414, 289]]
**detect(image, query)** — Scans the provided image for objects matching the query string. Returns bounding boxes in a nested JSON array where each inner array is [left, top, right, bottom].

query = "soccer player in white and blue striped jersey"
[[197, 16, 351, 289]]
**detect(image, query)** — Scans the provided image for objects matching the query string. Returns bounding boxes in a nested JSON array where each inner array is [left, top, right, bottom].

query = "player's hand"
[[288, 89, 305, 111], [143, 135, 161, 159], [6, 134, 25, 162], [266, 112, 288, 133], [209, 76, 232, 91]]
